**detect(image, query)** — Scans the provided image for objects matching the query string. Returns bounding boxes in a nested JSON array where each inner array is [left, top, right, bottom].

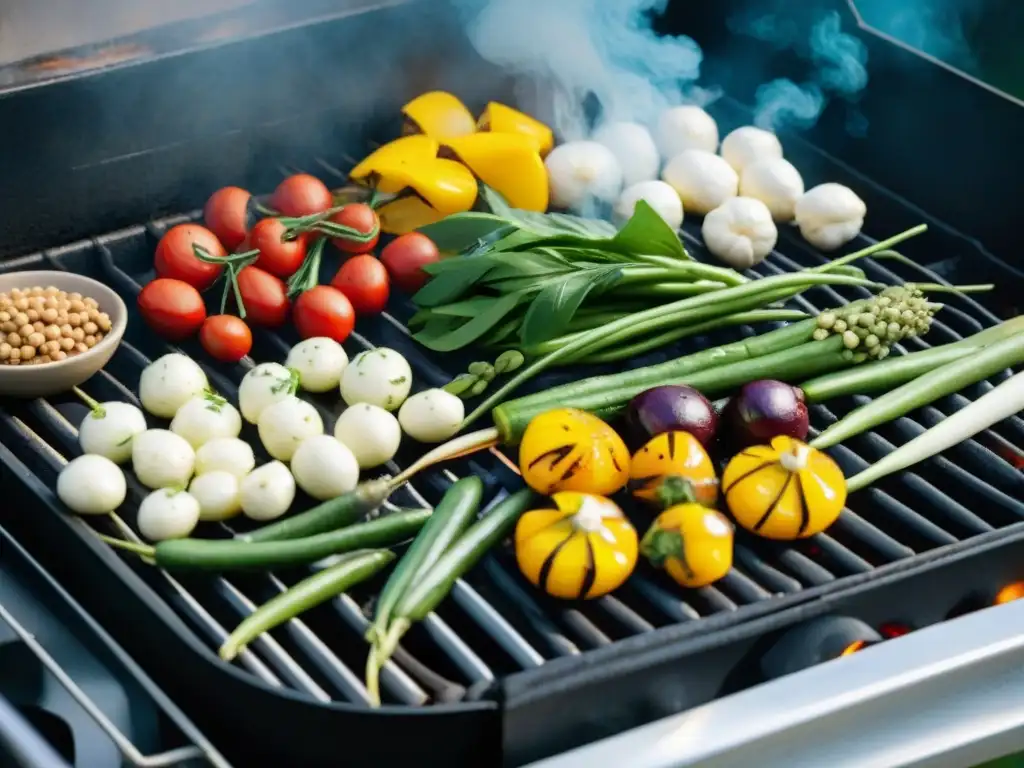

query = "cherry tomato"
[[380, 232, 441, 293], [138, 278, 207, 340], [203, 186, 252, 250], [250, 218, 307, 278], [235, 266, 290, 327], [199, 314, 253, 363], [292, 286, 355, 342], [270, 174, 333, 217], [329, 203, 380, 254], [154, 224, 226, 291], [330, 255, 390, 315]]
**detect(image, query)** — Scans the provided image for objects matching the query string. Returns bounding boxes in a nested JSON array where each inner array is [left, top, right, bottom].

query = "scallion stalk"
[[846, 369, 1024, 492], [811, 333, 1024, 450]]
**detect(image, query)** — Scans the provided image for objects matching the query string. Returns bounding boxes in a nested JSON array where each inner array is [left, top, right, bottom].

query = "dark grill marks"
[[723, 461, 775, 495], [537, 531, 573, 595], [754, 474, 793, 532], [794, 472, 811, 536], [578, 536, 597, 600], [527, 444, 575, 471], [667, 431, 677, 461]]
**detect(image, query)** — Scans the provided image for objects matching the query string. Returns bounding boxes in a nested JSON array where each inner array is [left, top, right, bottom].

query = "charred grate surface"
[[0, 155, 1021, 712]]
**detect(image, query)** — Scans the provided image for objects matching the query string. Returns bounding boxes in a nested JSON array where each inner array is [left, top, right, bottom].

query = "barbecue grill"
[[0, 1, 1023, 766]]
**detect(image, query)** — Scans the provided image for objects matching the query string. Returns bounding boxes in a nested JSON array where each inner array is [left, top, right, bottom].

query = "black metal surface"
[[0, 520, 223, 767], [0, 123, 1019, 766]]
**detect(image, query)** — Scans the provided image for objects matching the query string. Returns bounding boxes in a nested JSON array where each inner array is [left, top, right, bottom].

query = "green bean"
[[368, 477, 484, 643], [811, 333, 1024, 450], [371, 489, 536, 690], [242, 477, 394, 542], [219, 549, 394, 661], [102, 509, 431, 570]]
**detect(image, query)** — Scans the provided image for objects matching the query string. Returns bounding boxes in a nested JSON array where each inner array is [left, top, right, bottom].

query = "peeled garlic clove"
[[740, 158, 805, 222], [721, 126, 783, 173], [613, 180, 684, 230], [701, 197, 778, 269], [656, 105, 719, 158], [592, 122, 660, 187], [661, 150, 738, 216], [545, 141, 623, 210], [794, 183, 867, 252]]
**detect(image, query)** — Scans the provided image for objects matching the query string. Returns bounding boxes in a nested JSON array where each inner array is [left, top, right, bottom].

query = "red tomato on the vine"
[[330, 255, 389, 315], [270, 174, 333, 217], [235, 266, 290, 327], [154, 224, 226, 291], [250, 218, 307, 279], [379, 232, 441, 293], [138, 278, 207, 340], [203, 187, 252, 251], [329, 204, 380, 254], [200, 315, 253, 363], [292, 286, 355, 342]]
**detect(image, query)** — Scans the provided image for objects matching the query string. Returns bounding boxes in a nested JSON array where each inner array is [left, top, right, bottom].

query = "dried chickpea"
[[51, 350, 67, 362], [0, 311, 9, 324], [96, 313, 112, 332], [59, 337, 74, 352], [26, 332, 45, 348], [74, 342, 88, 355], [13, 298, 28, 311], [67, 312, 82, 327], [0, 343, 10, 360], [7, 333, 21, 348], [12, 312, 28, 328], [71, 327, 85, 343], [20, 345, 34, 361], [83, 321, 98, 335], [25, 308, 39, 322], [18, 324, 33, 338], [84, 297, 98, 309], [41, 308, 58, 323], [0, 287, 109, 365], [43, 325, 60, 341]]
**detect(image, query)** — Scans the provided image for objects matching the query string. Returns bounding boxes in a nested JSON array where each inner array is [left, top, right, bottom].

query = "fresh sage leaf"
[[417, 212, 515, 252], [613, 200, 690, 260], [518, 266, 622, 347], [412, 257, 499, 307], [413, 289, 534, 352]]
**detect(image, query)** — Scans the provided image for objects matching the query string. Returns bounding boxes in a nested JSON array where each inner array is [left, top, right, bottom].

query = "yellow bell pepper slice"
[[478, 101, 554, 156], [371, 157, 478, 235], [443, 132, 549, 212], [376, 196, 445, 235], [349, 135, 440, 194], [515, 492, 638, 600], [402, 91, 476, 141]]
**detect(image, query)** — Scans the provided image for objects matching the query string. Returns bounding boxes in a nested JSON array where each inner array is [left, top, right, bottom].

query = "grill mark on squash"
[[537, 530, 574, 594], [578, 535, 597, 599], [794, 472, 811, 536], [754, 473, 792, 532], [723, 461, 776, 494], [528, 443, 575, 470], [667, 431, 677, 460]]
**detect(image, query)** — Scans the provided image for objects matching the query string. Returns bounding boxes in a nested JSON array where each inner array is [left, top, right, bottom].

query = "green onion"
[[811, 333, 1024, 450], [846, 369, 1024, 492]]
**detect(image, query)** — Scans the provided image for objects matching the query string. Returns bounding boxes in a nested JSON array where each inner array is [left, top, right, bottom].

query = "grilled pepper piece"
[[629, 430, 718, 507], [349, 135, 439, 194], [443, 132, 549, 212], [478, 101, 554, 156], [368, 157, 479, 235], [518, 408, 631, 497], [722, 435, 847, 540], [402, 91, 476, 141], [641, 482, 734, 588], [515, 492, 638, 600]]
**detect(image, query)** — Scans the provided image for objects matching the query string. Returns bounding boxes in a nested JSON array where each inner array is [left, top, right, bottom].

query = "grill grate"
[[0, 157, 1022, 717]]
